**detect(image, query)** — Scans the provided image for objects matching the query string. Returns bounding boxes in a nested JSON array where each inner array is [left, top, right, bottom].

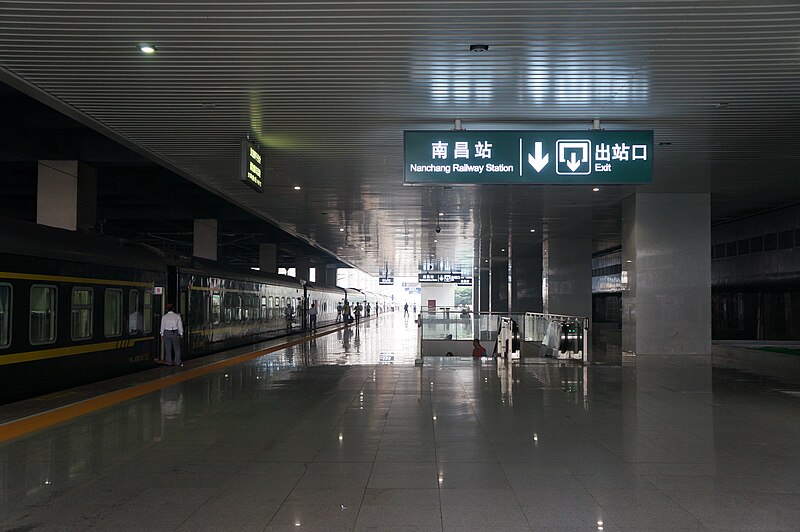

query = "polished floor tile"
[[1, 314, 799, 530]]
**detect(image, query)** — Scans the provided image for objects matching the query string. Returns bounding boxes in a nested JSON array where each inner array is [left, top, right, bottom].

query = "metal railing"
[[417, 309, 589, 362], [419, 310, 526, 343]]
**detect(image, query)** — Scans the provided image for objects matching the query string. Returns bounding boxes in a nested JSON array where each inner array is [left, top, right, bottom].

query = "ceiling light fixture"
[[530, 229, 536, 232], [293, 186, 301, 190], [138, 43, 157, 54], [592, 187, 600, 192], [339, 228, 344, 232]]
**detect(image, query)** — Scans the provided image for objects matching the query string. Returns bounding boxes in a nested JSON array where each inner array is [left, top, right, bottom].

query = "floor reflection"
[[1, 314, 799, 530]]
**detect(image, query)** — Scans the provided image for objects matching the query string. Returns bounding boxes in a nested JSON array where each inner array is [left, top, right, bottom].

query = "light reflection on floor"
[[1, 313, 799, 531]]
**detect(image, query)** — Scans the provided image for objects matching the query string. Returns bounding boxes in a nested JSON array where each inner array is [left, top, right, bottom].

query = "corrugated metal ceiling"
[[1, 1, 799, 275]]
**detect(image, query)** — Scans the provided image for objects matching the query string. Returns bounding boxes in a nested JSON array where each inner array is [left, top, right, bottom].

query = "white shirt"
[[160, 311, 184, 336], [309, 306, 318, 316]]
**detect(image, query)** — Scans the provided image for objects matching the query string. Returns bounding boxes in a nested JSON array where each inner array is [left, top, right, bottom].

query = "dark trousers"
[[163, 331, 182, 365], [310, 315, 317, 331]]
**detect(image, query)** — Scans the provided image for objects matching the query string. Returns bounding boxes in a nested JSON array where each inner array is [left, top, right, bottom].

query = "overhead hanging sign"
[[404, 130, 653, 185], [378, 276, 394, 285], [419, 272, 463, 283], [240, 138, 264, 192], [457, 277, 473, 287]]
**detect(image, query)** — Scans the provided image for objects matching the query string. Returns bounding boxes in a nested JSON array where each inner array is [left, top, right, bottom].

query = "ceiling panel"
[[2, 1, 799, 274]]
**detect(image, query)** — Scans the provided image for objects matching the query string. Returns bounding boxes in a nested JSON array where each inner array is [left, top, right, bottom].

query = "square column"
[[622, 193, 711, 355], [542, 236, 592, 319], [37, 160, 97, 231], [259, 243, 278, 273], [511, 241, 543, 313], [193, 219, 218, 261], [295, 255, 310, 281], [324, 266, 338, 286]]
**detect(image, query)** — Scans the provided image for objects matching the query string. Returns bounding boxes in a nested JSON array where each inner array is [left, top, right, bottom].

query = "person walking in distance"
[[309, 302, 318, 332], [160, 303, 184, 366], [343, 300, 352, 326], [336, 301, 343, 323], [354, 302, 363, 326], [404, 303, 409, 317]]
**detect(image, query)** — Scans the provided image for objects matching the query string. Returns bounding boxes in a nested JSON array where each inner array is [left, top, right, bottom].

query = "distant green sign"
[[240, 138, 264, 192], [404, 130, 653, 185]]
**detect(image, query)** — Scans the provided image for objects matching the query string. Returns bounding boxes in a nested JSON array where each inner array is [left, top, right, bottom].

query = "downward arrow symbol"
[[566, 152, 581, 172], [528, 142, 549, 173]]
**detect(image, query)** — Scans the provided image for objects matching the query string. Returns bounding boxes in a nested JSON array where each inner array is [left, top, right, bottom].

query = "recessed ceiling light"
[[501, 249, 505, 252], [293, 186, 301, 190], [470, 44, 489, 53], [530, 229, 536, 232], [339, 228, 344, 232], [138, 43, 157, 54], [433, 239, 437, 243], [438, 212, 444, 216], [592, 187, 600, 192]]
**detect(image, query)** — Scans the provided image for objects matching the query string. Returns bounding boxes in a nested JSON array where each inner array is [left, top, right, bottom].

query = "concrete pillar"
[[542, 236, 592, 318], [479, 266, 490, 312], [259, 243, 278, 273], [325, 266, 338, 286], [511, 242, 543, 313], [621, 193, 711, 355], [295, 255, 310, 281], [491, 258, 509, 313], [193, 219, 218, 261], [37, 160, 96, 231]]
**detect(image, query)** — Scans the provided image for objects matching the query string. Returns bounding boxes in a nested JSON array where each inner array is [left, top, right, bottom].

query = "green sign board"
[[404, 130, 653, 185], [240, 138, 264, 192]]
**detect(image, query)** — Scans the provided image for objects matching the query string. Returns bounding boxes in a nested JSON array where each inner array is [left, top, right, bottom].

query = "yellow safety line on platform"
[[0, 321, 365, 443]]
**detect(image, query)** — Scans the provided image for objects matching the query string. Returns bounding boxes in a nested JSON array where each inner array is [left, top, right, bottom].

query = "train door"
[[147, 286, 163, 362], [179, 286, 189, 355]]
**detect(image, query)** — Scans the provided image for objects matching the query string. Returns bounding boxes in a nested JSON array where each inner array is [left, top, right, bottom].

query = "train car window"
[[128, 289, 140, 335], [211, 293, 221, 324], [261, 296, 267, 320], [143, 291, 153, 334], [0, 284, 10, 348], [71, 287, 93, 340], [235, 295, 243, 321], [243, 295, 251, 320], [223, 293, 232, 323], [30, 285, 57, 345], [104, 289, 123, 338]]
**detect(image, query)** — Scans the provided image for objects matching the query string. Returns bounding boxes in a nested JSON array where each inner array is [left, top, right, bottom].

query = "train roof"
[[175, 256, 304, 290], [0, 216, 165, 272], [303, 280, 345, 295]]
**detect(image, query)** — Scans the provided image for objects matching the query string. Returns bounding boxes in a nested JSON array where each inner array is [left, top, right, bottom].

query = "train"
[[0, 217, 389, 404]]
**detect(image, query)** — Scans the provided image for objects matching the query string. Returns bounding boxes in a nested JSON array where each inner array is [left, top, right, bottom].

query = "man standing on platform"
[[309, 302, 318, 332], [160, 303, 184, 366]]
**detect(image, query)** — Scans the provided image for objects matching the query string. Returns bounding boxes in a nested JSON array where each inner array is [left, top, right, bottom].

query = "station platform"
[[1, 314, 800, 531]]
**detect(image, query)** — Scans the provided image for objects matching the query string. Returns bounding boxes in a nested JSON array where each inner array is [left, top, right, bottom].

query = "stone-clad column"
[[621, 193, 711, 355]]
